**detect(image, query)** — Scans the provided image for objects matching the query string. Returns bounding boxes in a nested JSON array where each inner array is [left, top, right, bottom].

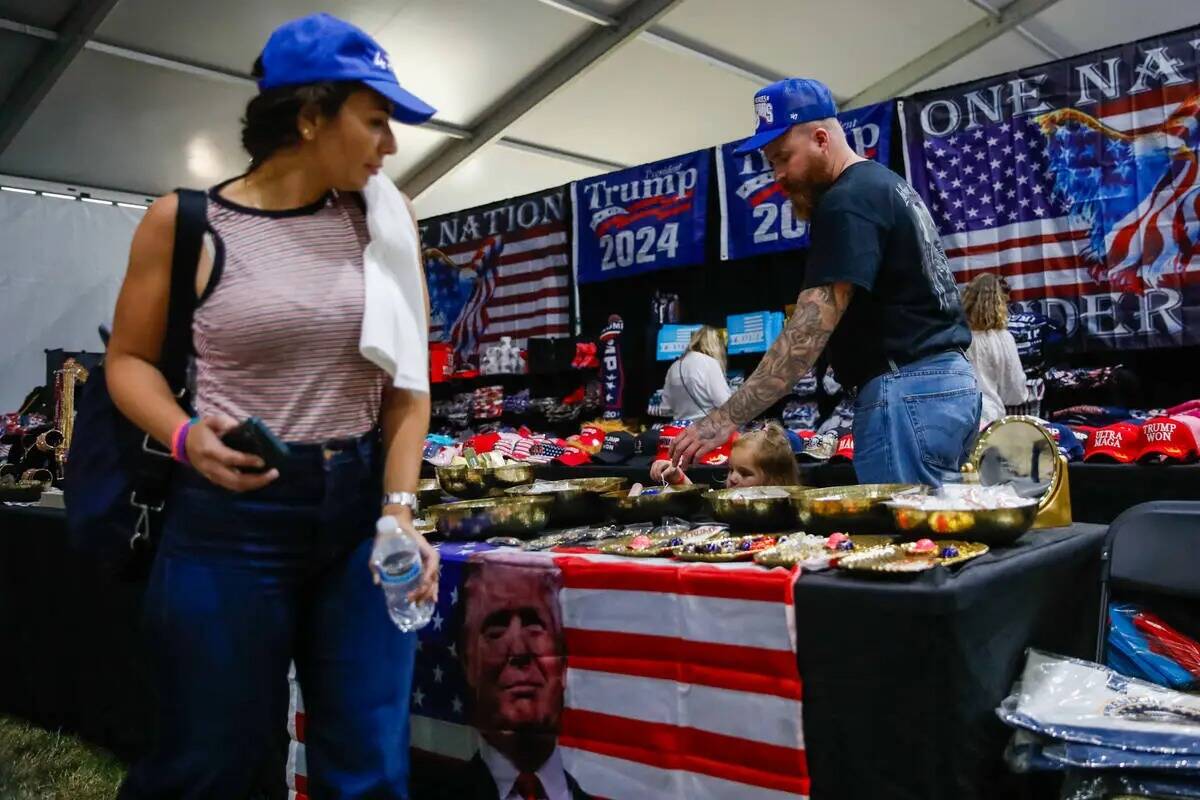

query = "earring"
[[303, 128, 313, 140]]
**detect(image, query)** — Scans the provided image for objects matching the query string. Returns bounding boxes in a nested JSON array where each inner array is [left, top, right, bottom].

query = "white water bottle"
[[371, 516, 435, 632]]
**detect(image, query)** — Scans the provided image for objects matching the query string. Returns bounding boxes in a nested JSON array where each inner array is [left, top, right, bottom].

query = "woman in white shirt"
[[963, 273, 1027, 427], [662, 325, 731, 420]]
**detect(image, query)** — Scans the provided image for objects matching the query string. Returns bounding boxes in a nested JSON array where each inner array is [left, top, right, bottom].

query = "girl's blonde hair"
[[962, 273, 1010, 331], [731, 422, 800, 485], [687, 325, 727, 373]]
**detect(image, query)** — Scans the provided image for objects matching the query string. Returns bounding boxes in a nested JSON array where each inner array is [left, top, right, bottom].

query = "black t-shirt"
[[803, 160, 971, 390]]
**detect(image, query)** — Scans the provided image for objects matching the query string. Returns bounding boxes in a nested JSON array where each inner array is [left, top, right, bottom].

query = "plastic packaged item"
[[1044, 740, 1200, 771], [371, 517, 434, 632], [1108, 604, 1198, 691], [1059, 772, 1200, 799], [997, 649, 1200, 756]]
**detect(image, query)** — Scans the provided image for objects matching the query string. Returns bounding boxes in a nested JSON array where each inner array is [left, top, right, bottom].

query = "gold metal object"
[[600, 527, 726, 558], [754, 534, 895, 568], [416, 478, 443, 512], [887, 500, 1039, 545], [704, 486, 806, 532], [837, 540, 989, 573], [791, 483, 927, 534], [672, 535, 779, 563], [435, 462, 536, 499], [506, 477, 629, 527], [967, 415, 1072, 530], [598, 484, 705, 524], [424, 495, 553, 540], [46, 358, 88, 480]]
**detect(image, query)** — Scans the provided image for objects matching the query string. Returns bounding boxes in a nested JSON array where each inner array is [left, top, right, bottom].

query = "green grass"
[[0, 715, 125, 800]]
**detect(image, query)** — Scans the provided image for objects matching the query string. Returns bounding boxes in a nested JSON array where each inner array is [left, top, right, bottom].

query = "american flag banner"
[[901, 24, 1200, 350], [421, 187, 573, 363], [288, 544, 809, 799]]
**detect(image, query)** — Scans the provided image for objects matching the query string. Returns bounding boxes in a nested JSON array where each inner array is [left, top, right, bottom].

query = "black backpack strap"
[[160, 188, 207, 390]]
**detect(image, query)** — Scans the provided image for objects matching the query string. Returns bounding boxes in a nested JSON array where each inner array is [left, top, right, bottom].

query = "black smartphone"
[[220, 417, 291, 474]]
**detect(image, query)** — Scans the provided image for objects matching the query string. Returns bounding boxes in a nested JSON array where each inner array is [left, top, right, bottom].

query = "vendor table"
[[0, 503, 1110, 799], [424, 462, 1199, 525]]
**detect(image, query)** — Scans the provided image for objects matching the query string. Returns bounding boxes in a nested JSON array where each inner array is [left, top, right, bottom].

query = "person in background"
[[1000, 275, 1064, 418], [661, 325, 732, 420], [963, 273, 1027, 427], [107, 14, 437, 799], [651, 422, 800, 487]]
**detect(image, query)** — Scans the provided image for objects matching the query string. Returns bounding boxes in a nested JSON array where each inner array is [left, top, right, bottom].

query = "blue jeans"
[[852, 351, 982, 487], [119, 433, 415, 800]]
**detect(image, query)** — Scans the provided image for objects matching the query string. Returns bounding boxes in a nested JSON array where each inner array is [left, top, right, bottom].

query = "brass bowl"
[[704, 486, 806, 532], [792, 484, 927, 535], [425, 496, 553, 540], [886, 500, 1039, 545], [599, 484, 705, 524], [435, 462, 536, 499], [506, 477, 629, 527], [417, 478, 444, 511]]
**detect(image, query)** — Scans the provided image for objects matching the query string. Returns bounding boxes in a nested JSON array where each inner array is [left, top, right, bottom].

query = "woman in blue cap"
[[108, 14, 437, 799]]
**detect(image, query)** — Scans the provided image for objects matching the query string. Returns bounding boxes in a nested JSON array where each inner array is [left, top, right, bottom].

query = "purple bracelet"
[[172, 418, 199, 465]]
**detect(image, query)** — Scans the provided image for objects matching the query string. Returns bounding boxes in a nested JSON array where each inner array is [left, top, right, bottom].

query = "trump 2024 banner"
[[420, 187, 572, 362], [571, 150, 709, 285], [901, 25, 1200, 350], [715, 101, 893, 261]]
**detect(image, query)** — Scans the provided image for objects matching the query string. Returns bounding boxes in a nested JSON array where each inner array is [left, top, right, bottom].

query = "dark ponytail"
[[240, 55, 357, 168]]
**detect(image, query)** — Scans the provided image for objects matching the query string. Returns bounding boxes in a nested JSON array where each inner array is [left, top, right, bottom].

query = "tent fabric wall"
[[0, 193, 142, 411]]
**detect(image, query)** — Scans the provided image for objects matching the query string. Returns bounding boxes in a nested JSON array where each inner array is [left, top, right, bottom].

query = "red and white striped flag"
[[288, 545, 809, 799]]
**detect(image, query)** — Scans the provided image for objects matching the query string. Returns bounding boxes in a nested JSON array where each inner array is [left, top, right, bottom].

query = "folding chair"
[[1096, 501, 1200, 662]]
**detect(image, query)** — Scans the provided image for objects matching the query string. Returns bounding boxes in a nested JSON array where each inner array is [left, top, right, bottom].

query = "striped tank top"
[[192, 179, 387, 444]]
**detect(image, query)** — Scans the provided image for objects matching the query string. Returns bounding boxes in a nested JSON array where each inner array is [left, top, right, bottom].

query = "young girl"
[[650, 422, 800, 488]]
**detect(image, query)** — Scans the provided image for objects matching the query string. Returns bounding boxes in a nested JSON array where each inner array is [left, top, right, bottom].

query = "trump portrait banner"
[[716, 100, 894, 261], [900, 24, 1200, 350], [287, 543, 809, 800], [420, 187, 573, 363], [572, 150, 710, 285]]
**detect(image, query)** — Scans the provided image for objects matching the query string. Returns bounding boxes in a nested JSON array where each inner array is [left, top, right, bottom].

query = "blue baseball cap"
[[733, 78, 838, 155], [1045, 422, 1085, 462], [258, 13, 436, 124]]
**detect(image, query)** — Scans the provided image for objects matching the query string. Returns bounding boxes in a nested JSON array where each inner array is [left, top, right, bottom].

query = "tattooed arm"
[[669, 283, 854, 467]]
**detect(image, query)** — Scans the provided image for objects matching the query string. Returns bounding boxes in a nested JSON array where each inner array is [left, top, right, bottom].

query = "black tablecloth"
[[0, 505, 152, 761], [423, 461, 1200, 525], [793, 524, 1107, 800], [0, 506, 1104, 800]]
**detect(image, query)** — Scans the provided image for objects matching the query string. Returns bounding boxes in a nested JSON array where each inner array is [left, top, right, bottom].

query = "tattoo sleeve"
[[715, 283, 853, 428]]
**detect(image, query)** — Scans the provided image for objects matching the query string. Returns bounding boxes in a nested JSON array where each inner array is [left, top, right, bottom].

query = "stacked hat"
[[568, 424, 607, 454], [594, 431, 637, 465], [786, 429, 816, 454], [1083, 422, 1145, 463], [1044, 422, 1085, 462], [830, 433, 855, 463], [1136, 416, 1200, 463], [633, 429, 661, 466]]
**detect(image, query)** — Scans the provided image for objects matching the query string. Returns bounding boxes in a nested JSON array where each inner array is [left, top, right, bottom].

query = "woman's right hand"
[[185, 414, 279, 492]]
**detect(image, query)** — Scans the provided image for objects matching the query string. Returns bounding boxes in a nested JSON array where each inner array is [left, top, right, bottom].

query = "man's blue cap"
[[258, 13, 436, 124], [733, 78, 838, 155]]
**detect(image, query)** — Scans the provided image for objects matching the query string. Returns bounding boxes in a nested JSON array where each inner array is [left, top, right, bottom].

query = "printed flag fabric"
[[901, 24, 1200, 350], [421, 187, 572, 363], [716, 100, 894, 261], [572, 150, 710, 285], [287, 543, 808, 799]]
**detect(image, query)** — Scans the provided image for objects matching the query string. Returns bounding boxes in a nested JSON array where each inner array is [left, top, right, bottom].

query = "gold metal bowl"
[[424, 495, 553, 540], [434, 462, 536, 499], [505, 477, 629, 527], [417, 478, 443, 511], [704, 486, 806, 532], [599, 484, 705, 524], [886, 500, 1039, 545], [791, 484, 927, 535]]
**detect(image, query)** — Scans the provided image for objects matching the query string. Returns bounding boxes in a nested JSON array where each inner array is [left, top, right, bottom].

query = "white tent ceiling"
[[0, 0, 1197, 217]]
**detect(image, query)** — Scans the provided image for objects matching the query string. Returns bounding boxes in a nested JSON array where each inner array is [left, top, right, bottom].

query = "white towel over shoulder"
[[359, 174, 429, 393]]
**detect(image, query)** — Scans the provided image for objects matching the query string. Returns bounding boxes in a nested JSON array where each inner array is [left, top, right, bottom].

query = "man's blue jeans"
[[852, 351, 982, 487]]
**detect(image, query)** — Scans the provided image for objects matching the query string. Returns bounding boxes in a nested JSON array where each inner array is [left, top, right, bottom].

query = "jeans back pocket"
[[903, 385, 981, 474]]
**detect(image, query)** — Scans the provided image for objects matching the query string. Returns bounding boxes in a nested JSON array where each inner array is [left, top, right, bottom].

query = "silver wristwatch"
[[382, 491, 419, 514]]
